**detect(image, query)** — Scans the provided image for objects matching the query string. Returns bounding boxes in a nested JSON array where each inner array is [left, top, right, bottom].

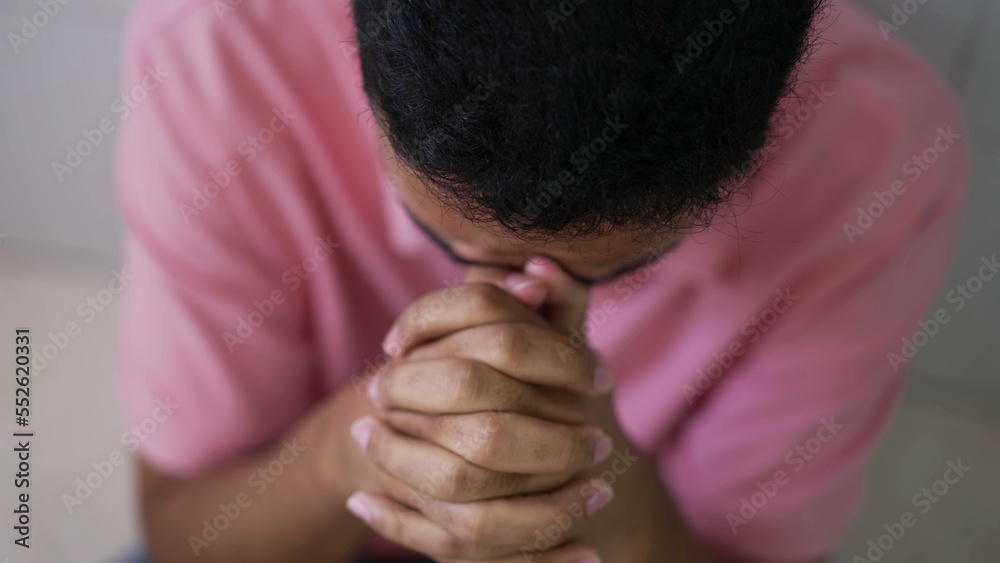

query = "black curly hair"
[[351, 0, 827, 243]]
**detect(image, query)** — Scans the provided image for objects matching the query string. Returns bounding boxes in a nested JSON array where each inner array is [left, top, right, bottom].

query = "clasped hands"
[[345, 257, 623, 563]]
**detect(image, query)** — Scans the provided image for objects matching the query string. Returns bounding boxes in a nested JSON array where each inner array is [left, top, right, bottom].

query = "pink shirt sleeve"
[[664, 214, 960, 561], [115, 1, 320, 477]]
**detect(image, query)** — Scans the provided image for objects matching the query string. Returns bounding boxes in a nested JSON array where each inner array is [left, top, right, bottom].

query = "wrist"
[[305, 387, 370, 504], [607, 450, 714, 563], [581, 428, 680, 560]]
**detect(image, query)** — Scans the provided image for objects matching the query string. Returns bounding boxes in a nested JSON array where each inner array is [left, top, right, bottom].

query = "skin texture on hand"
[[336, 258, 715, 562]]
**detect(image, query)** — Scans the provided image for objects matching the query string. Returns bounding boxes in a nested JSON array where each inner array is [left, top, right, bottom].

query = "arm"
[[138, 384, 375, 563], [115, 7, 389, 560], [583, 420, 824, 563], [583, 405, 745, 563]]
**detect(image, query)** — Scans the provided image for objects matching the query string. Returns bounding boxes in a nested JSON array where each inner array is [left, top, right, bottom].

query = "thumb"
[[523, 256, 591, 337]]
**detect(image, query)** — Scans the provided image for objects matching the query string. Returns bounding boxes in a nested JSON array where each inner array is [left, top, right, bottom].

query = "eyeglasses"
[[399, 202, 678, 286]]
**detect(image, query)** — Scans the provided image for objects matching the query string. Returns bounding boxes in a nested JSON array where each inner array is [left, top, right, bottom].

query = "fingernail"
[[524, 255, 558, 276], [505, 273, 547, 307], [590, 428, 612, 465], [351, 416, 374, 450], [367, 374, 382, 407], [346, 493, 373, 522], [505, 273, 545, 292], [585, 481, 614, 515], [591, 364, 615, 394], [381, 324, 400, 357]]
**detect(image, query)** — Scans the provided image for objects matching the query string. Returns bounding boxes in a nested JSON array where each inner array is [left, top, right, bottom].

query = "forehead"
[[396, 172, 668, 265], [376, 125, 687, 266]]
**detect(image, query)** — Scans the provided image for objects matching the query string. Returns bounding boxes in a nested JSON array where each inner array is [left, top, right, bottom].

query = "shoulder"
[[124, 0, 354, 49], [744, 0, 967, 245], [116, 0, 371, 280]]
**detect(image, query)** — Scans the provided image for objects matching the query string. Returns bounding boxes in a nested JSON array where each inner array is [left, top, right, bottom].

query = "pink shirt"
[[116, 0, 967, 560]]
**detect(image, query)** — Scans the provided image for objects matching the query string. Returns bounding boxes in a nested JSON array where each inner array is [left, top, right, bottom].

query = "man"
[[116, 0, 967, 561]]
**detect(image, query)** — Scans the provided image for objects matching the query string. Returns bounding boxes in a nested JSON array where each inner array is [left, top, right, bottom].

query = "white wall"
[[0, 0, 137, 264]]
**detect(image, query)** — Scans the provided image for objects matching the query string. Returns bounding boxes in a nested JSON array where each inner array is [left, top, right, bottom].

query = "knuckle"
[[443, 457, 498, 502], [461, 412, 507, 464], [486, 323, 530, 364]]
